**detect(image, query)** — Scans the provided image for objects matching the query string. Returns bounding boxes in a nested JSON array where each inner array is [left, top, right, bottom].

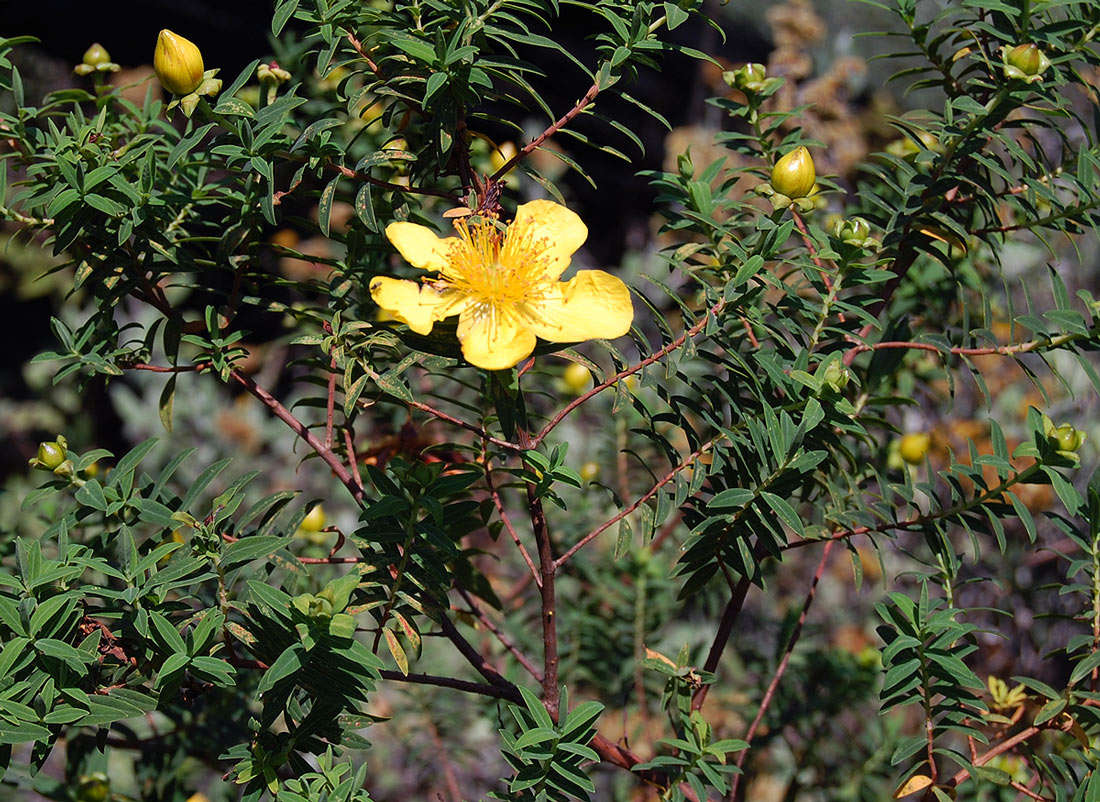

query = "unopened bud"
[[83, 43, 111, 67], [1009, 44, 1042, 74], [76, 774, 110, 802], [819, 360, 850, 392], [725, 62, 767, 92], [36, 441, 65, 470], [1002, 43, 1050, 83], [1052, 423, 1086, 454], [154, 29, 205, 95], [832, 216, 877, 248], [770, 146, 816, 199], [74, 42, 120, 76], [898, 432, 931, 465], [257, 61, 292, 85]]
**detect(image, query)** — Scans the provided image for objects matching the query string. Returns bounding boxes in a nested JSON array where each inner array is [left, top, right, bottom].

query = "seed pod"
[[154, 29, 204, 95], [771, 146, 816, 199]]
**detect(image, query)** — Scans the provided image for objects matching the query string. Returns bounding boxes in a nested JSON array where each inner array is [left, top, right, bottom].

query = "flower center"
[[444, 217, 553, 308]]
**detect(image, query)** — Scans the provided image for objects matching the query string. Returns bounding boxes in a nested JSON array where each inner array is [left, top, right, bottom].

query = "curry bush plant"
[[2, 0, 1100, 799]]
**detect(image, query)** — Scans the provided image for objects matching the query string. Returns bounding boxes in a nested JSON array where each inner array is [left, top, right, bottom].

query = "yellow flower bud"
[[154, 29, 205, 96], [82, 43, 111, 67], [579, 461, 600, 483], [898, 432, 931, 465], [770, 146, 816, 199], [299, 504, 327, 533], [562, 362, 591, 394]]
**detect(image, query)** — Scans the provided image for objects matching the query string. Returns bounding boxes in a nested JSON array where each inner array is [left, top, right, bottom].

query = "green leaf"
[[257, 643, 307, 692], [222, 535, 286, 567]]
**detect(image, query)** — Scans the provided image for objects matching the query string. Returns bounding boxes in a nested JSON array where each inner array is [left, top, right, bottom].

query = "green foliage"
[[3, 0, 1100, 799]]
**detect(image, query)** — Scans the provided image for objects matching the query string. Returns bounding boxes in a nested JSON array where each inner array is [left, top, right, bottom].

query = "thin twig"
[[482, 446, 541, 586], [844, 332, 1078, 360], [536, 298, 726, 445], [231, 369, 365, 504], [790, 208, 835, 295], [526, 479, 560, 715], [729, 540, 835, 799], [691, 575, 752, 711], [457, 587, 543, 681], [378, 669, 518, 701], [490, 81, 600, 181], [555, 438, 716, 568]]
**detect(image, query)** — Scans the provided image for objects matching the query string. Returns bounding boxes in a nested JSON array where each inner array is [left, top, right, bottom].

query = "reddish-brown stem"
[[843, 247, 918, 366], [436, 612, 515, 692], [844, 335, 1075, 360], [490, 81, 600, 181], [378, 669, 518, 701], [325, 353, 337, 450], [457, 587, 543, 681], [691, 575, 752, 712], [380, 394, 522, 452], [555, 438, 715, 568], [526, 479, 560, 715], [926, 714, 938, 783], [343, 426, 364, 492], [790, 208, 835, 296], [1009, 782, 1049, 801], [127, 362, 210, 373], [344, 30, 383, 78], [536, 298, 726, 445], [729, 540, 835, 799], [482, 447, 541, 586], [295, 555, 363, 564], [230, 369, 365, 504]]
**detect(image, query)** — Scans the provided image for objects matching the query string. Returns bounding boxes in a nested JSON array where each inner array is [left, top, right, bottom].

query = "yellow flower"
[[371, 200, 634, 370], [154, 29, 204, 96]]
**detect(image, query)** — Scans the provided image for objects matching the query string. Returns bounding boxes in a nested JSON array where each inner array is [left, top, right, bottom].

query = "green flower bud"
[[1001, 43, 1050, 84], [292, 592, 334, 619], [154, 29, 205, 95], [771, 146, 816, 199], [36, 441, 65, 470], [819, 359, 850, 392], [83, 43, 111, 67], [832, 216, 874, 246], [1052, 423, 1086, 453], [725, 62, 767, 92], [76, 773, 110, 802]]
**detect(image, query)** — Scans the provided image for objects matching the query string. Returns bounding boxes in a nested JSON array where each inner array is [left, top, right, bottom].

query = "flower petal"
[[370, 276, 467, 335], [456, 307, 537, 370], [512, 199, 588, 280], [526, 270, 633, 343], [385, 222, 458, 274]]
